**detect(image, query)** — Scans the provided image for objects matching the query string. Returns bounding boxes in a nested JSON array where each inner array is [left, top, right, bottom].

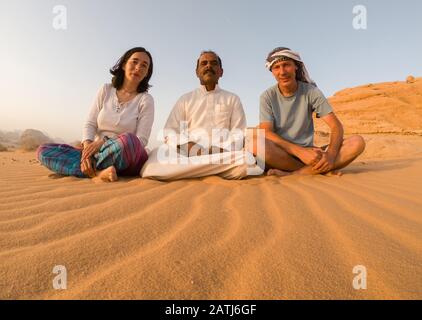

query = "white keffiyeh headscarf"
[[265, 48, 315, 86]]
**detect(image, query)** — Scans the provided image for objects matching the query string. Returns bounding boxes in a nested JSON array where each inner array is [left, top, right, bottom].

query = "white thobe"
[[163, 85, 246, 151], [141, 85, 259, 180]]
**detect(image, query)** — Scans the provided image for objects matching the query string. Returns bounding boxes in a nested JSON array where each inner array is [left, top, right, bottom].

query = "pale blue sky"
[[1, 0, 421, 145]]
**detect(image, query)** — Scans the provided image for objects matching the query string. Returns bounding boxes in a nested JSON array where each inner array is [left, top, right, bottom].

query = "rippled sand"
[[1, 137, 421, 299]]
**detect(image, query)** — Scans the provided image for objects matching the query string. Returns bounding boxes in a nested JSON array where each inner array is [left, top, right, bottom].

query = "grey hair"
[[196, 50, 222, 69]]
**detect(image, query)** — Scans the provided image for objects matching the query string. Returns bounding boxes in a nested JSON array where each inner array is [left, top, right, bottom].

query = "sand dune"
[[0, 141, 421, 299], [1, 78, 422, 299]]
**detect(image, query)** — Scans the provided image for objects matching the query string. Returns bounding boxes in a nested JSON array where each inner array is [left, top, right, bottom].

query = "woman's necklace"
[[120, 88, 137, 96], [115, 88, 137, 113]]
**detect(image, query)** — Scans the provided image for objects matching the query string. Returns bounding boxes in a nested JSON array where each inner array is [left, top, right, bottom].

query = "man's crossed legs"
[[250, 135, 366, 177]]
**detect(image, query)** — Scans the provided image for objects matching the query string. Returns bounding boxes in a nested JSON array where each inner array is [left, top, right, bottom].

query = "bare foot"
[[324, 170, 343, 177], [267, 169, 292, 177], [97, 166, 118, 182]]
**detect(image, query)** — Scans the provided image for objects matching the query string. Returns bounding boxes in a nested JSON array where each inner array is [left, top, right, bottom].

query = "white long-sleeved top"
[[82, 83, 154, 147], [164, 85, 246, 150]]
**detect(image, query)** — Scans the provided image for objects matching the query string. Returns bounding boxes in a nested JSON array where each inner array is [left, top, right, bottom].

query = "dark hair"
[[110, 47, 153, 93], [196, 50, 223, 69], [266, 46, 310, 84]]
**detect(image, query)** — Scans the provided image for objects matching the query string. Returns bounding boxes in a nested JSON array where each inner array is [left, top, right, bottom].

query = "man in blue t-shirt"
[[253, 47, 365, 176]]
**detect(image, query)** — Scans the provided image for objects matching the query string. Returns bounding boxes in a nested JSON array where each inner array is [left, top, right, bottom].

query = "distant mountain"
[[0, 130, 21, 144], [19, 129, 53, 151], [0, 129, 68, 150], [0, 130, 21, 149]]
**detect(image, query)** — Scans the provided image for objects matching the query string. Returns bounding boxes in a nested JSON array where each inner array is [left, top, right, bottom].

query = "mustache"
[[203, 69, 216, 75]]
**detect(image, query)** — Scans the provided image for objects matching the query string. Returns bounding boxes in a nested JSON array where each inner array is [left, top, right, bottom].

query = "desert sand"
[[0, 78, 421, 299]]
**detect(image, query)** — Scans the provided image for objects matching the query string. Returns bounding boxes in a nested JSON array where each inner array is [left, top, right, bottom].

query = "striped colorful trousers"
[[37, 133, 148, 178]]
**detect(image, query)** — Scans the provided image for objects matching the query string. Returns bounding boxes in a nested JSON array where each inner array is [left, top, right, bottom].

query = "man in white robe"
[[141, 51, 262, 180]]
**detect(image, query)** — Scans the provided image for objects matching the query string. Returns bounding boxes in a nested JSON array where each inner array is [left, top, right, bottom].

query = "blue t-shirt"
[[260, 81, 333, 147]]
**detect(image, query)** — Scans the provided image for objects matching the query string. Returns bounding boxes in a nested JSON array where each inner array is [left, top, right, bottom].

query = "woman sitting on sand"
[[37, 47, 155, 182]]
